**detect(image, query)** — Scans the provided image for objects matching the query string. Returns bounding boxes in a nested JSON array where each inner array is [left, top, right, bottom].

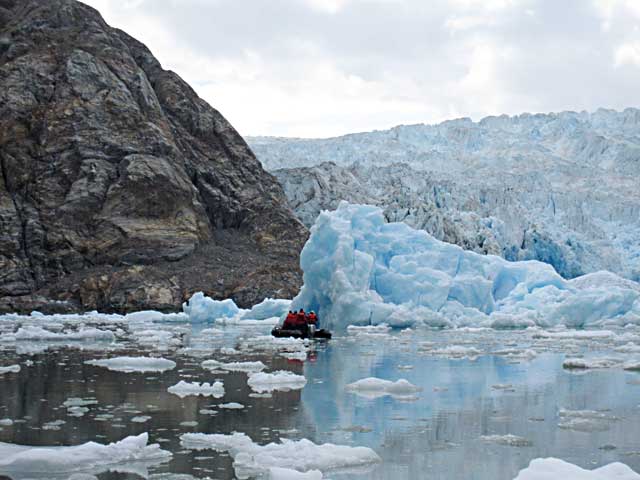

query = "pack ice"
[[292, 203, 640, 330]]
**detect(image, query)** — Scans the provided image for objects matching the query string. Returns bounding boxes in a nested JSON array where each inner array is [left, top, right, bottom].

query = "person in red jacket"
[[307, 311, 318, 325], [296, 308, 306, 326], [283, 311, 297, 329]]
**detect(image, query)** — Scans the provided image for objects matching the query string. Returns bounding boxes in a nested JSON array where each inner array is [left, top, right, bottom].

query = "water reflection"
[[0, 326, 638, 479]]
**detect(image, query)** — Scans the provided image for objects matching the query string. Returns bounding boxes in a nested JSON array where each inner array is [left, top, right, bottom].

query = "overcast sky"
[[83, 0, 640, 138]]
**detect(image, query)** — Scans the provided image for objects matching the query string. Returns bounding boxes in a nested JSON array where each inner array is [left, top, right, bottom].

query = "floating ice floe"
[[347, 324, 391, 335], [63, 398, 98, 417], [514, 457, 640, 479], [180, 432, 380, 478], [291, 203, 640, 330], [4, 326, 115, 342], [167, 381, 225, 398], [480, 434, 532, 447], [247, 371, 307, 393], [0, 365, 20, 375], [562, 357, 640, 371], [269, 467, 323, 479], [532, 330, 615, 340], [201, 360, 266, 373], [219, 402, 244, 409], [85, 356, 176, 373], [420, 345, 483, 359], [558, 409, 618, 432], [0, 433, 171, 479], [345, 377, 421, 399]]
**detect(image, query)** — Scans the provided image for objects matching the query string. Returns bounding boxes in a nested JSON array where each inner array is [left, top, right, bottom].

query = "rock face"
[[249, 111, 640, 281], [0, 0, 306, 313]]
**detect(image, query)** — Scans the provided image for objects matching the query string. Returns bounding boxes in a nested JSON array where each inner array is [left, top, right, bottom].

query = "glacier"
[[291, 202, 640, 330], [248, 108, 640, 282]]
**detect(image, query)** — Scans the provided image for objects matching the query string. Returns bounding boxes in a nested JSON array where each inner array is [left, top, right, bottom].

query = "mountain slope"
[[248, 110, 640, 281], [0, 0, 306, 313]]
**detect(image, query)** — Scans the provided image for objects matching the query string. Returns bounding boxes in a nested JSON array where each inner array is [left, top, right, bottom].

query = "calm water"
[[0, 322, 639, 479]]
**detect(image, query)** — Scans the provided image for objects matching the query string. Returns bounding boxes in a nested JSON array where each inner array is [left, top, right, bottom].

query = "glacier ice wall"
[[250, 109, 640, 282], [291, 202, 640, 330]]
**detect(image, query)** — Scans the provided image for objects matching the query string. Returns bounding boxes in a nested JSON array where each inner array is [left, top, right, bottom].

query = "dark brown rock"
[[0, 0, 307, 313]]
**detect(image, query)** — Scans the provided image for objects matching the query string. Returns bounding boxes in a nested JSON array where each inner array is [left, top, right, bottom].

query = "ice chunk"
[[558, 409, 618, 432], [480, 434, 532, 447], [347, 324, 391, 334], [201, 360, 266, 373], [514, 458, 640, 479], [0, 433, 171, 478], [345, 377, 421, 399], [0, 365, 20, 375], [180, 432, 380, 478], [269, 467, 323, 479], [85, 356, 176, 373], [182, 292, 240, 322], [14, 326, 115, 342], [219, 402, 244, 409], [247, 371, 307, 393], [242, 298, 291, 320], [292, 203, 640, 330], [563, 357, 622, 370], [131, 416, 151, 423], [167, 381, 225, 398]]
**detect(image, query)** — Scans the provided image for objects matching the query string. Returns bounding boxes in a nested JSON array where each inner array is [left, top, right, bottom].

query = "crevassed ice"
[[291, 203, 640, 330]]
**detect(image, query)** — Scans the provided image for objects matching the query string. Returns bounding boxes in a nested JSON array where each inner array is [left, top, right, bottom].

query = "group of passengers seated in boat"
[[283, 308, 318, 332]]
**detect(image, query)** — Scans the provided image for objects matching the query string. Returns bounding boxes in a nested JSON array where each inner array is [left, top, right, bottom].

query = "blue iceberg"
[[292, 203, 640, 330]]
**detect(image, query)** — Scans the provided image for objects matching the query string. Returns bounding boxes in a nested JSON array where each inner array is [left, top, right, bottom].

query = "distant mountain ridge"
[[0, 0, 306, 313], [247, 108, 640, 281]]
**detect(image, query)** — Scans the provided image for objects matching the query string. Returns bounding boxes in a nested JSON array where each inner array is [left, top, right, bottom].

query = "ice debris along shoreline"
[[514, 457, 640, 479], [291, 202, 640, 330], [85, 356, 176, 373], [180, 432, 381, 478], [0, 433, 171, 478]]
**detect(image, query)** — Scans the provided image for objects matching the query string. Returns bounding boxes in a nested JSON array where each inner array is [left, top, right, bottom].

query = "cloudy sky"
[[83, 0, 640, 138]]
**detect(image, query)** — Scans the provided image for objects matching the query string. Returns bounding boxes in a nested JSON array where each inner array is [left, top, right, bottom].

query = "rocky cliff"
[[0, 0, 307, 313]]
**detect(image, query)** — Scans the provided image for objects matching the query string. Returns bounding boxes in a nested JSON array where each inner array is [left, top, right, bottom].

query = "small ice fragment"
[[167, 381, 225, 398], [0, 365, 20, 375], [131, 416, 151, 423], [480, 434, 532, 447], [202, 360, 266, 373], [247, 371, 307, 393], [269, 467, 324, 479], [514, 458, 640, 479], [345, 377, 421, 399], [85, 356, 176, 373], [219, 402, 244, 409]]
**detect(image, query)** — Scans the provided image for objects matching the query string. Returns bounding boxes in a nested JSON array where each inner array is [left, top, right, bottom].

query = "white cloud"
[[81, 0, 640, 138]]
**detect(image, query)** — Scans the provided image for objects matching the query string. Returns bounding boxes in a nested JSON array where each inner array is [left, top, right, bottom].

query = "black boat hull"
[[271, 327, 332, 340]]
